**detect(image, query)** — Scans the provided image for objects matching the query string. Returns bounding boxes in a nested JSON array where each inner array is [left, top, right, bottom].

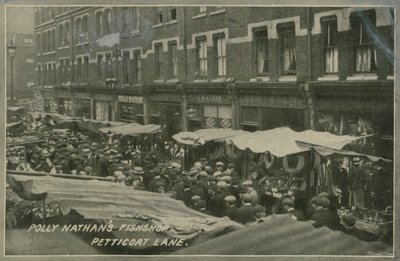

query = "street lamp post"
[[7, 39, 16, 105]]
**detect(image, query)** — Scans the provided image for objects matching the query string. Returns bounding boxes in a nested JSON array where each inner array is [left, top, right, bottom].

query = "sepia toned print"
[[4, 4, 395, 257]]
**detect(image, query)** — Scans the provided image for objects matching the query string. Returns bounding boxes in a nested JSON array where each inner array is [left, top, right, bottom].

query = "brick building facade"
[[33, 6, 394, 154]]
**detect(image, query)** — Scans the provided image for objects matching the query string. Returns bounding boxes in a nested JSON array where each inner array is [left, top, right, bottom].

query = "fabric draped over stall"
[[99, 122, 161, 136]]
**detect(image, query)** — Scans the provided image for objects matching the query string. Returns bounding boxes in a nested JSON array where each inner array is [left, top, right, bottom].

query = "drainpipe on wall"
[[306, 7, 315, 130]]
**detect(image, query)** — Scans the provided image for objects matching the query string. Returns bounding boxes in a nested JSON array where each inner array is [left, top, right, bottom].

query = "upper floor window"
[[278, 23, 296, 75], [131, 8, 140, 32], [155, 7, 163, 24], [122, 51, 130, 84], [133, 50, 142, 83], [214, 35, 226, 77], [36, 33, 41, 53], [155, 44, 163, 79], [96, 11, 103, 36], [199, 6, 207, 13], [121, 8, 129, 35], [170, 7, 177, 21], [64, 22, 70, 46], [169, 42, 178, 79], [58, 23, 64, 47], [253, 28, 268, 75], [97, 54, 104, 79], [104, 9, 112, 35], [351, 11, 376, 73], [196, 38, 208, 76], [322, 17, 338, 74]]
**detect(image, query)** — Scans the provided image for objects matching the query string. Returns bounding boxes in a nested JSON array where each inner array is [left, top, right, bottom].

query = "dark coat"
[[310, 207, 341, 230], [288, 209, 305, 221], [236, 204, 259, 224], [207, 192, 227, 217]]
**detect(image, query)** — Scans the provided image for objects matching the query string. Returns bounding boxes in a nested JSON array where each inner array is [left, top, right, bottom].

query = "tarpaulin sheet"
[[230, 127, 368, 157], [310, 145, 392, 163], [7, 136, 43, 146], [100, 122, 161, 136], [173, 214, 392, 255], [6, 174, 242, 252], [173, 129, 249, 146], [77, 119, 126, 134]]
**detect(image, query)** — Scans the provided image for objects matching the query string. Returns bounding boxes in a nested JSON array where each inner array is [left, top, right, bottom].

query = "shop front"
[[186, 93, 233, 131], [148, 92, 182, 139], [239, 94, 306, 132], [117, 95, 144, 124]]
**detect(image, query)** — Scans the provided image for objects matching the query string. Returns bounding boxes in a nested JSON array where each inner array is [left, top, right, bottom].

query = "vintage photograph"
[[4, 3, 395, 257]]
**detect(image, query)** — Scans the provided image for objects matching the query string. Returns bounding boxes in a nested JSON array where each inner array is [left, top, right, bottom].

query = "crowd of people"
[[7, 124, 385, 244]]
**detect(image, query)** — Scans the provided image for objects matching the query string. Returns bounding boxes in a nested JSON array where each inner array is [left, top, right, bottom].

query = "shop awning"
[[99, 122, 161, 136], [173, 214, 391, 255], [173, 128, 249, 146], [229, 127, 369, 157], [6, 173, 242, 252], [309, 145, 392, 163], [6, 136, 44, 146]]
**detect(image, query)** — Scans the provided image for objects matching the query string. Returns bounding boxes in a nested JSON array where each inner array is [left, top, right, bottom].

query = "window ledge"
[[250, 76, 270, 82], [386, 75, 394, 80], [121, 33, 130, 38], [166, 79, 178, 83], [317, 75, 339, 81], [194, 79, 209, 82], [152, 23, 164, 29], [58, 46, 70, 50], [153, 79, 165, 83], [192, 13, 207, 19], [165, 20, 177, 26], [130, 30, 140, 36], [211, 77, 226, 82], [346, 74, 378, 81], [209, 9, 226, 16], [278, 76, 297, 82]]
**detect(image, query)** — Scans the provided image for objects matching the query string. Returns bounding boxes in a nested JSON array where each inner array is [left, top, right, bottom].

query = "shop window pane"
[[204, 105, 217, 117], [218, 105, 231, 119]]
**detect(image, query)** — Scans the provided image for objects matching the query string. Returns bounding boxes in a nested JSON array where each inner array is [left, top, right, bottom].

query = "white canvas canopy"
[[229, 127, 370, 157], [173, 128, 249, 146]]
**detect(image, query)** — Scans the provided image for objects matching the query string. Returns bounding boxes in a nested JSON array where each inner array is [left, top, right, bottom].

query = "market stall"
[[6, 172, 242, 255]]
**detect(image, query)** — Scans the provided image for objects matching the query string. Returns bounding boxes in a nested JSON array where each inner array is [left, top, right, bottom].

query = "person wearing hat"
[[281, 197, 305, 221], [215, 161, 225, 172], [349, 157, 366, 208], [199, 158, 208, 168], [225, 195, 239, 222], [236, 193, 261, 225], [340, 213, 378, 242], [207, 183, 227, 218], [84, 166, 95, 176], [176, 177, 193, 207], [204, 165, 214, 175], [98, 153, 110, 177], [309, 196, 340, 230], [242, 180, 259, 206]]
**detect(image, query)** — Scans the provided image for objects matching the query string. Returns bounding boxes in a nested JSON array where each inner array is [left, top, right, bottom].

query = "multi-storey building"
[[6, 33, 36, 101], [33, 6, 394, 156]]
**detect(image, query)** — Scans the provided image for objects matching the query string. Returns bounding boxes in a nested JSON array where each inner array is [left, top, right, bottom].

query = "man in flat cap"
[[309, 196, 340, 230], [340, 213, 378, 242], [281, 197, 305, 221], [236, 193, 260, 225]]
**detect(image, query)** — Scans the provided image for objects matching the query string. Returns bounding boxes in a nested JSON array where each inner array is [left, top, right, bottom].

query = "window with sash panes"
[[105, 53, 113, 78], [155, 44, 163, 79], [75, 18, 81, 44], [253, 29, 268, 75], [121, 8, 129, 35], [58, 23, 64, 47], [279, 23, 296, 75], [351, 12, 376, 73], [155, 7, 163, 24], [83, 56, 89, 83], [170, 7, 177, 21], [81, 16, 89, 43], [133, 50, 142, 83], [196, 39, 208, 76], [322, 18, 339, 74], [103, 9, 111, 35], [37, 64, 42, 85], [96, 12, 103, 36], [214, 36, 226, 77], [97, 54, 104, 79], [169, 43, 178, 79], [122, 51, 130, 84], [64, 22, 70, 46], [77, 57, 82, 83]]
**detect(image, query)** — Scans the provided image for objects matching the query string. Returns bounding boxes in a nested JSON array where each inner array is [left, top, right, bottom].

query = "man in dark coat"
[[281, 197, 305, 221], [207, 184, 227, 217], [236, 193, 260, 224], [349, 158, 366, 208]]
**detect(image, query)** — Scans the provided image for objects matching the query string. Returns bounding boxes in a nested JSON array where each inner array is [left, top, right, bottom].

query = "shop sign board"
[[240, 95, 305, 109], [118, 95, 143, 104], [188, 94, 230, 104]]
